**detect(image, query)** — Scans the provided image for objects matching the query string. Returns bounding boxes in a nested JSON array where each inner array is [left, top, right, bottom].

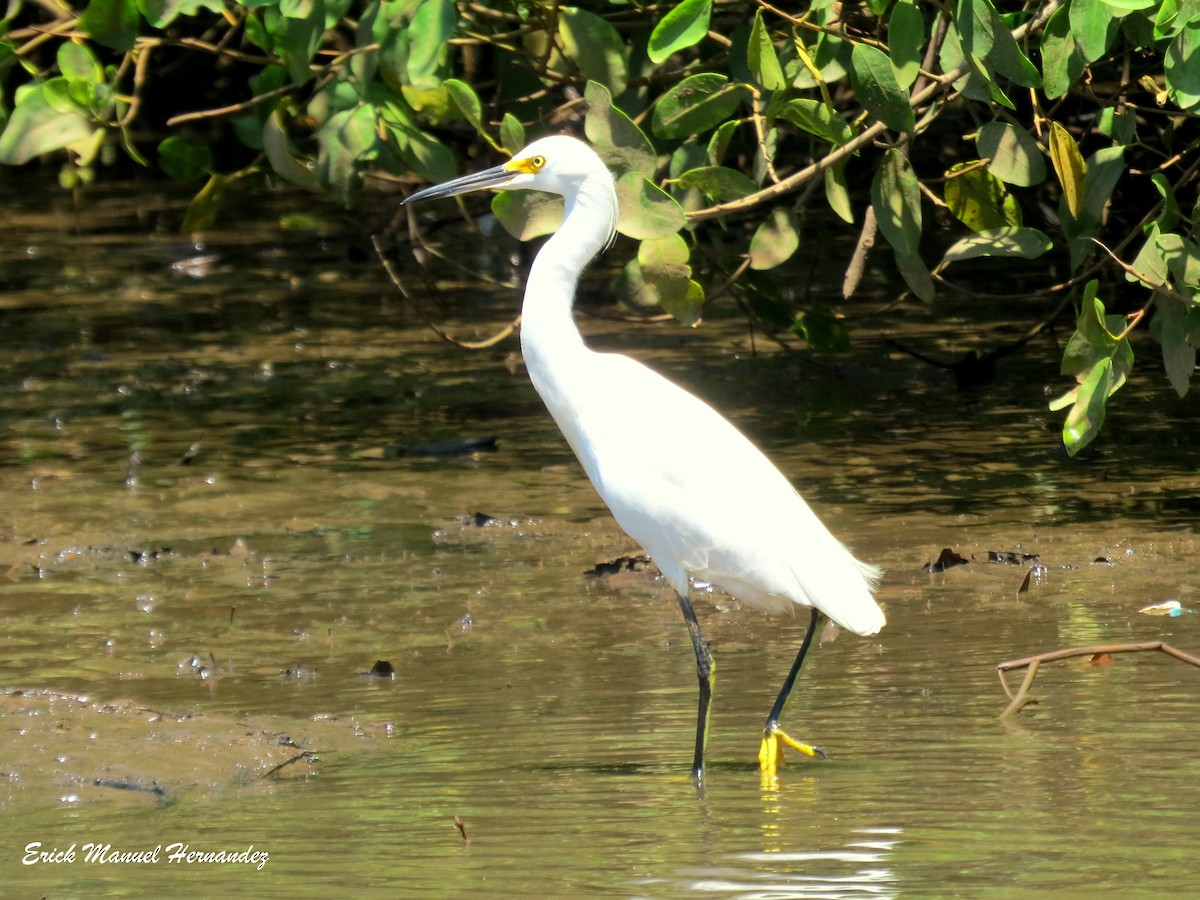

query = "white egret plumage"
[[402, 135, 884, 783]]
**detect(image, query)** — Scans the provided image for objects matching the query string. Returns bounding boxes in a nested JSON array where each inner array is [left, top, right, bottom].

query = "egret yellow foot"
[[758, 726, 827, 780]]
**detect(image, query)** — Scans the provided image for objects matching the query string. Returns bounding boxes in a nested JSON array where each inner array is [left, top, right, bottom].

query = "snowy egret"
[[402, 135, 884, 783]]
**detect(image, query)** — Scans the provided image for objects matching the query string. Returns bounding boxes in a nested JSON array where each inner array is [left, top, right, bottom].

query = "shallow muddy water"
[[1, 172, 1198, 896]]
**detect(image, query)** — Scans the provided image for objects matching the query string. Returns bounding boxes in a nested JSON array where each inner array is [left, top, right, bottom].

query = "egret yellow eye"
[[530, 155, 546, 170]]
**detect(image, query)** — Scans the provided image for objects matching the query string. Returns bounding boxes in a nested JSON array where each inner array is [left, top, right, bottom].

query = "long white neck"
[[519, 176, 614, 383]]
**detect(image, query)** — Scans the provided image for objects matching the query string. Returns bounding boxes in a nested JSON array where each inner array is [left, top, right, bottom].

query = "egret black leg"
[[759, 608, 826, 777], [675, 591, 715, 783]]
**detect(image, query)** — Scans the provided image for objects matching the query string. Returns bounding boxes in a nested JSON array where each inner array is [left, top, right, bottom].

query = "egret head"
[[401, 136, 618, 248]]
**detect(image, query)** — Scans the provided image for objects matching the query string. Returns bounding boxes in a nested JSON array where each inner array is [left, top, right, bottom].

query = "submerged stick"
[[996, 641, 1200, 718]]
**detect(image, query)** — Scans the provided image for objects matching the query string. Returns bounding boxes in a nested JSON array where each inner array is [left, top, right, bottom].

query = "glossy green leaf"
[[871, 148, 922, 257], [824, 163, 854, 224], [1126, 223, 1169, 287], [445, 79, 502, 152], [57, 43, 104, 85], [889, 0, 925, 89], [584, 81, 656, 179], [945, 163, 1021, 231], [849, 43, 915, 133], [749, 207, 800, 270], [621, 234, 701, 323], [1040, 3, 1085, 99], [276, 4, 325, 84], [957, 0, 1041, 87], [648, 0, 711, 64], [748, 9, 786, 91], [318, 103, 379, 202], [676, 165, 757, 202], [780, 99, 854, 145], [706, 120, 737, 165], [492, 190, 564, 241], [1160, 232, 1200, 289], [941, 227, 1052, 263], [407, 0, 456, 88], [976, 122, 1045, 186], [79, 0, 139, 52], [652, 73, 745, 139], [500, 115, 525, 155], [615, 172, 686, 240], [158, 135, 212, 181], [558, 7, 627, 97], [1069, 0, 1120, 63], [0, 84, 95, 164], [1048, 121, 1086, 218], [1166, 20, 1200, 110]]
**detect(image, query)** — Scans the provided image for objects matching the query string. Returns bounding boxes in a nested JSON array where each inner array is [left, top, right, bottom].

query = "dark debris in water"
[[366, 660, 395, 679], [585, 555, 655, 578], [923, 548, 969, 573], [983, 550, 1040, 566]]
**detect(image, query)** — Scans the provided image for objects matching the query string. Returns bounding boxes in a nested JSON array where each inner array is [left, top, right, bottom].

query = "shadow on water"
[[1, 171, 1198, 895]]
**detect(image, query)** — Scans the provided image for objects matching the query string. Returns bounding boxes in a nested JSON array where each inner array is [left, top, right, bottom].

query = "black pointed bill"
[[402, 161, 520, 205]]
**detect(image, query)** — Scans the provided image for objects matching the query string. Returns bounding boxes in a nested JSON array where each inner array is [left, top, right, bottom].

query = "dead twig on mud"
[[997, 641, 1200, 718]]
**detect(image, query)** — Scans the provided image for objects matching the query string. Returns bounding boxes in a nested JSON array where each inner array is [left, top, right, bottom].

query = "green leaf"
[[979, 120, 1046, 186], [676, 165, 758, 201], [584, 81, 656, 179], [780, 98, 854, 145], [499, 114, 525, 155], [276, 1, 326, 84], [648, 0, 712, 64], [871, 148, 922, 257], [957, 0, 1041, 87], [1040, 3, 1085, 99], [558, 6, 628, 96], [1060, 357, 1115, 454], [1166, 20, 1200, 110], [1154, 296, 1196, 397], [80, 0, 140, 52], [158, 135, 212, 181], [941, 227, 1053, 263], [407, 0, 456, 89], [944, 162, 1021, 231], [615, 172, 686, 240], [824, 163, 854, 224], [894, 249, 936, 302], [794, 304, 851, 352], [57, 43, 104, 85], [318, 103, 379, 203], [181, 173, 228, 232], [748, 9, 786, 91], [0, 84, 96, 164], [1160, 233, 1200, 289], [445, 79, 502, 152], [748, 207, 800, 270], [889, 0, 925, 89], [1127, 223, 1170, 288], [492, 190, 564, 241], [1069, 0, 1120, 63], [621, 234, 702, 324], [1048, 120, 1086, 218], [652, 73, 745, 139], [849, 43, 915, 133]]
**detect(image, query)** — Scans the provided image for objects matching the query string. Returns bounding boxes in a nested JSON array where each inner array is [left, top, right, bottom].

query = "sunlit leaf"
[[1048, 120, 1086, 218], [941, 227, 1052, 263], [558, 6, 627, 96], [748, 8, 786, 91], [1166, 20, 1200, 111], [615, 172, 686, 240], [1069, 0, 1120, 63], [944, 162, 1021, 231], [957, 0, 1041, 88], [500, 114, 525, 155], [585, 81, 656, 179], [824, 163, 853, 224], [871, 148, 922, 257], [1041, 4, 1085, 99], [407, 0, 456, 89], [889, 0, 925, 89], [676, 165, 757, 201], [647, 0, 711, 64], [79, 0, 139, 52], [445, 79, 502, 152], [181, 173, 228, 232], [0, 84, 95, 164], [57, 42, 104, 85], [749, 207, 800, 270], [849, 43, 915, 133], [492, 189, 564, 240], [1153, 296, 1195, 397], [780, 98, 854, 145], [652, 73, 745, 139], [979, 121, 1046, 187]]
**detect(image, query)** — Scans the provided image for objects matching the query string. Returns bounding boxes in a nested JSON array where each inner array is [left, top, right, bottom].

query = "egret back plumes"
[[402, 134, 885, 783]]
